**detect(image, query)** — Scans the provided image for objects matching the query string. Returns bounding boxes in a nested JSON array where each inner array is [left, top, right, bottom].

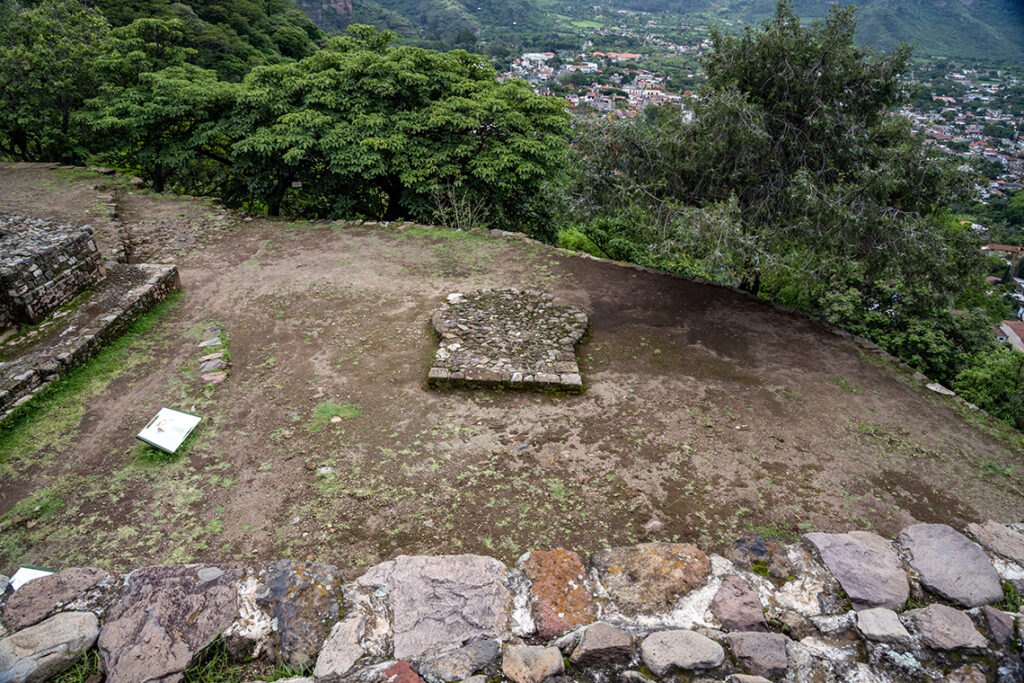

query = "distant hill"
[[601, 0, 1024, 62], [298, 0, 1024, 62]]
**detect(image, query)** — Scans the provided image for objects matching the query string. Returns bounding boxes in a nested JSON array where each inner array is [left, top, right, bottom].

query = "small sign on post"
[[136, 407, 202, 454]]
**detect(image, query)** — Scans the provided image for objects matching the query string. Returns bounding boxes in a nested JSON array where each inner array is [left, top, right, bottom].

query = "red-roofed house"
[[1000, 320, 1024, 351]]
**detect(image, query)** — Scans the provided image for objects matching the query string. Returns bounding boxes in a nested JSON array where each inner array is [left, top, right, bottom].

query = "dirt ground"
[[1, 163, 1022, 579]]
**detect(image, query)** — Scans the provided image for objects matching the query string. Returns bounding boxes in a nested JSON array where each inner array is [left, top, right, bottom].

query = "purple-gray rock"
[[855, 608, 911, 644], [711, 575, 767, 632], [501, 645, 563, 683], [803, 531, 908, 611], [98, 564, 240, 683], [907, 604, 987, 651], [1, 567, 111, 631], [256, 560, 342, 668], [966, 520, 1024, 566], [569, 622, 632, 665], [357, 555, 510, 659], [415, 639, 501, 682], [898, 524, 1002, 608], [313, 617, 364, 681], [981, 605, 1015, 646], [640, 630, 724, 675], [198, 358, 227, 373], [727, 632, 789, 679], [0, 611, 98, 683]]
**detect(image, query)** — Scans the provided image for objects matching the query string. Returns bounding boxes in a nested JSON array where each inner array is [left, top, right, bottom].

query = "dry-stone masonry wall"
[[0, 263, 180, 418], [428, 289, 588, 392], [0, 215, 106, 327], [3, 520, 1024, 682]]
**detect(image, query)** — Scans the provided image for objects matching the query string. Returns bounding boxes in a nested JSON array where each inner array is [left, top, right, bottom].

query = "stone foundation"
[[0, 263, 180, 419], [3, 520, 1024, 682], [428, 289, 588, 392], [0, 215, 106, 327]]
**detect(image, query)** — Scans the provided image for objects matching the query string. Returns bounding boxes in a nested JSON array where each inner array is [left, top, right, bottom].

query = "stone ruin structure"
[[428, 289, 588, 392], [0, 215, 105, 330], [3, 520, 1024, 682]]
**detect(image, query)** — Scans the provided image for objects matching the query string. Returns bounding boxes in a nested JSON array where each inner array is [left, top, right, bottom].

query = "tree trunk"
[[151, 163, 167, 193], [382, 176, 404, 221], [266, 176, 289, 217]]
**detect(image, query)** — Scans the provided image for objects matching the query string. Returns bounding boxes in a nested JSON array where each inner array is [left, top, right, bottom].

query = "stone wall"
[[0, 263, 180, 418], [0, 215, 106, 327], [2, 520, 1024, 683]]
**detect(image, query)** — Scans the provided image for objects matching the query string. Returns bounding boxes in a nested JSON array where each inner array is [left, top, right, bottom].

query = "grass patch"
[[308, 400, 362, 433], [0, 291, 181, 478], [829, 376, 864, 394], [51, 649, 102, 682]]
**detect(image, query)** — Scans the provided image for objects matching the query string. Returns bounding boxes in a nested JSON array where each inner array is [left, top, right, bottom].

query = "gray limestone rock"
[[640, 629, 724, 676], [501, 645, 563, 683], [907, 604, 987, 651], [1, 567, 111, 631], [198, 358, 227, 373], [98, 564, 240, 683], [898, 524, 1002, 608], [710, 575, 767, 632], [415, 640, 500, 683], [569, 622, 632, 666], [966, 520, 1024, 566], [803, 531, 909, 611], [0, 611, 99, 683], [726, 632, 789, 679], [981, 605, 1015, 646], [313, 617, 365, 681], [256, 560, 342, 668], [728, 676, 773, 683], [357, 555, 510, 659], [855, 607, 912, 644]]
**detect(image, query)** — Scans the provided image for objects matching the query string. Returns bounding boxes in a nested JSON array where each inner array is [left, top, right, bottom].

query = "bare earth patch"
[[1, 163, 1022, 580]]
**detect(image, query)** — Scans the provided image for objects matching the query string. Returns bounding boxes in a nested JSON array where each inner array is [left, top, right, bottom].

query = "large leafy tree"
[[81, 18, 236, 192], [566, 1, 988, 385], [231, 25, 570, 232], [0, 0, 110, 162]]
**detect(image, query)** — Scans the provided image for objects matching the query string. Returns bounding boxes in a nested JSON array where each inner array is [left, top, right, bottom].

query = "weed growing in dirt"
[[308, 400, 362, 433], [828, 376, 864, 394], [50, 649, 102, 682]]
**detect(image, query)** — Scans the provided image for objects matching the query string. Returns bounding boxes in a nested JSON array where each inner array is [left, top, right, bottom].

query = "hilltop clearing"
[[1, 164, 1022, 579]]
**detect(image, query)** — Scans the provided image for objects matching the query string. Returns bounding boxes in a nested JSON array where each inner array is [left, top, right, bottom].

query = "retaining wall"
[[0, 215, 106, 327], [1, 521, 1023, 682]]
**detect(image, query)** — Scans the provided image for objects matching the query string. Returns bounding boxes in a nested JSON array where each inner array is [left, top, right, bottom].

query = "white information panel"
[[137, 407, 202, 454]]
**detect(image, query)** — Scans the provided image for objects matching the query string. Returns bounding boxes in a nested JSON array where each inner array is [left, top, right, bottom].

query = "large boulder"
[[358, 555, 510, 659], [256, 560, 343, 668], [1, 567, 112, 631], [0, 611, 98, 683], [590, 543, 710, 615], [898, 524, 1002, 608], [98, 564, 241, 683], [803, 531, 908, 611], [518, 549, 595, 640]]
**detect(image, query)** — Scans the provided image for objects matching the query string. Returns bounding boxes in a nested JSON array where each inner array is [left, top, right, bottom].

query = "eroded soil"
[[2, 163, 1022, 579]]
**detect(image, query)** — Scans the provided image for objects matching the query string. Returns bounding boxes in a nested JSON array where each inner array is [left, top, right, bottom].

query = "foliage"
[[230, 26, 570, 232], [566, 1, 994, 392], [954, 347, 1024, 430], [0, 0, 110, 162]]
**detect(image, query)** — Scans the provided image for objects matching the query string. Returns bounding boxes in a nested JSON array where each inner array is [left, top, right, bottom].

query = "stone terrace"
[[3, 520, 1024, 682], [0, 214, 105, 328], [428, 289, 588, 392]]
